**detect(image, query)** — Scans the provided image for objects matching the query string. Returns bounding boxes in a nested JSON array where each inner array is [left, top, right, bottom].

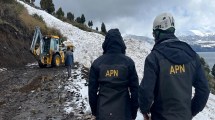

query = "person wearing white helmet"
[[152, 13, 176, 44], [138, 13, 210, 120]]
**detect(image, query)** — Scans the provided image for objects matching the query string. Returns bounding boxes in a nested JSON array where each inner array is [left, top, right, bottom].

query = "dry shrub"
[[19, 9, 46, 33], [32, 14, 44, 22], [14, 2, 25, 15], [0, 0, 14, 4], [19, 9, 62, 37], [45, 27, 63, 37]]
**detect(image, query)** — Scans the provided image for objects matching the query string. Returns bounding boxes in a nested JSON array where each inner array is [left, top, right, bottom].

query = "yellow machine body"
[[30, 27, 73, 68]]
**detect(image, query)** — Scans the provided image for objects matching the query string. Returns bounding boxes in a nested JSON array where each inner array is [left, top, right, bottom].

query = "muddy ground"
[[0, 62, 92, 120], [0, 2, 93, 119]]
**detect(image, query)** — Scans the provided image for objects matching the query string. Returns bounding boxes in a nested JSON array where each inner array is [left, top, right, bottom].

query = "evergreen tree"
[[0, 0, 14, 4], [101, 22, 107, 34], [90, 21, 93, 27], [200, 57, 206, 66], [88, 21, 91, 27], [214, 84, 215, 91], [30, 0, 35, 5], [40, 0, 55, 14], [88, 20, 93, 28], [56, 7, 64, 19], [212, 64, 215, 78], [80, 14, 85, 24], [31, 0, 35, 4], [76, 17, 82, 23], [25, 0, 30, 3], [96, 27, 98, 31], [67, 12, 74, 21], [40, 0, 46, 10], [200, 57, 210, 74]]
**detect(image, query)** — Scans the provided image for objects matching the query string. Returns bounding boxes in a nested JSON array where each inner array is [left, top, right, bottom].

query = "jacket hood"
[[153, 39, 196, 64], [102, 29, 126, 54]]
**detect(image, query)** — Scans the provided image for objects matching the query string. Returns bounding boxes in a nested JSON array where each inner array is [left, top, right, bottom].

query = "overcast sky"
[[35, 0, 215, 37]]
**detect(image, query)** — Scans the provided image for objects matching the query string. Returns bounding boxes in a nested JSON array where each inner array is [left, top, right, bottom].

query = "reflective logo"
[[105, 70, 119, 77], [170, 64, 185, 74]]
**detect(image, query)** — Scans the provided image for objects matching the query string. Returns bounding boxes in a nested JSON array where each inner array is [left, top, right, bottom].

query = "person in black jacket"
[[88, 29, 139, 120], [139, 13, 210, 120]]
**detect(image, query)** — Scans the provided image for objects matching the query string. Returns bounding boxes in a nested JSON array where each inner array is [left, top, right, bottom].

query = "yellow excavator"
[[30, 27, 74, 68]]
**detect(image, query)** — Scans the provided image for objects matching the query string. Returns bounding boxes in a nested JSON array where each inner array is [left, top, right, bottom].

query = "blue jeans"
[[67, 65, 72, 77]]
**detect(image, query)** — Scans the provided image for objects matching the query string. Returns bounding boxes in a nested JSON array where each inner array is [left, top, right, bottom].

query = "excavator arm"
[[30, 27, 44, 59]]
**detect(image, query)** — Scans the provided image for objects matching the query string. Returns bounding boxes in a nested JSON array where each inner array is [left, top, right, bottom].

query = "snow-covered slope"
[[176, 28, 215, 37], [190, 30, 208, 37], [124, 39, 152, 78], [18, 1, 215, 120]]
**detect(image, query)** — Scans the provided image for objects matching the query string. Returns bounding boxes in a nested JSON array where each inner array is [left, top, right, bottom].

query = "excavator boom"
[[30, 27, 44, 58]]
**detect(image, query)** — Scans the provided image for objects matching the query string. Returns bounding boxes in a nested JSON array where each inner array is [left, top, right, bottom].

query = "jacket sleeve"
[[65, 52, 67, 62], [71, 53, 74, 63], [191, 57, 210, 116], [139, 53, 158, 114], [128, 60, 139, 119], [88, 63, 99, 116]]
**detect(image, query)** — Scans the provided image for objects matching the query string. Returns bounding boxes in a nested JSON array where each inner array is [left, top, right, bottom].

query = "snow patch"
[[63, 64, 90, 115], [190, 30, 215, 37], [26, 62, 38, 67], [190, 30, 206, 37], [64, 102, 74, 114], [0, 68, 7, 72]]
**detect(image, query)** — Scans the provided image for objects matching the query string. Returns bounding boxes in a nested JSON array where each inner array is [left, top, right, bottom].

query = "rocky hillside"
[[0, 0, 62, 68], [0, 1, 34, 68]]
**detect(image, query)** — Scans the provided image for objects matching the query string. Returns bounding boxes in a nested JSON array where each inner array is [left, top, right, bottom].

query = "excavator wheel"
[[38, 61, 47, 68], [52, 54, 61, 67]]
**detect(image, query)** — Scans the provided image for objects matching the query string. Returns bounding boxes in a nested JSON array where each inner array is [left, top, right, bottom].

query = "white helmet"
[[153, 13, 175, 31]]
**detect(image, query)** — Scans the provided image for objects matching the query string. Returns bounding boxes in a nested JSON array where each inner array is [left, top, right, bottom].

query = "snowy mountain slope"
[[190, 30, 208, 37], [125, 34, 215, 52], [176, 28, 215, 37], [17, 1, 215, 120], [124, 34, 154, 44], [124, 38, 152, 78], [179, 35, 215, 49]]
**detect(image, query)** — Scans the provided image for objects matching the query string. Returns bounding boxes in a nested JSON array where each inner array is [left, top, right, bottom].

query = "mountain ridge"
[[125, 34, 215, 52]]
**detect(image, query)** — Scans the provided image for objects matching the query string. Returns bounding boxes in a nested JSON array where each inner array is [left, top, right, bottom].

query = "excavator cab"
[[30, 27, 66, 68]]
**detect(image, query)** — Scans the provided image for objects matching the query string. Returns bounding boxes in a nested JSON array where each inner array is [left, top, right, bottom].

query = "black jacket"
[[88, 29, 139, 120], [139, 34, 210, 120]]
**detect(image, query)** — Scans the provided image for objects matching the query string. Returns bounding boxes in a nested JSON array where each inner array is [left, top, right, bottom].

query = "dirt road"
[[0, 63, 91, 120]]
